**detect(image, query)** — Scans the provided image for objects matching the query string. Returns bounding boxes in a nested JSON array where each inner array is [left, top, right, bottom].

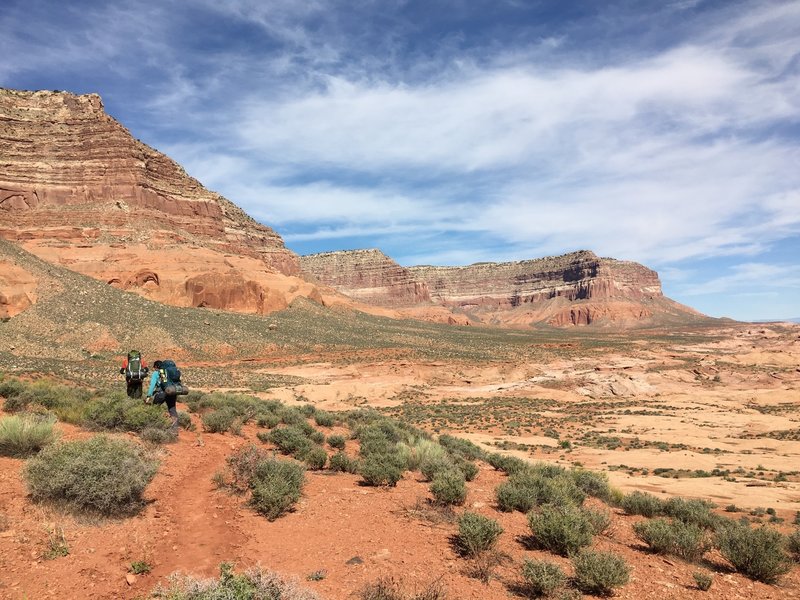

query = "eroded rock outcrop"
[[303, 249, 700, 327], [301, 249, 430, 306], [0, 88, 318, 313]]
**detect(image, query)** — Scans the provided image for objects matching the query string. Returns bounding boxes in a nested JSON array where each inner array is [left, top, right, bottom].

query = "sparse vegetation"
[[521, 559, 566, 597], [693, 570, 713, 591], [130, 560, 152, 575], [359, 576, 446, 600], [633, 518, 711, 561], [456, 512, 503, 557], [151, 562, 319, 599], [249, 458, 305, 521], [24, 435, 158, 516], [527, 503, 594, 556], [621, 491, 663, 517], [572, 549, 630, 595], [430, 469, 467, 506], [0, 414, 58, 457], [716, 523, 792, 583]]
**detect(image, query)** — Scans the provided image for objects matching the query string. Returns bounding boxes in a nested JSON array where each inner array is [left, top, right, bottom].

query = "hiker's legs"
[[126, 380, 138, 398], [166, 396, 179, 432]]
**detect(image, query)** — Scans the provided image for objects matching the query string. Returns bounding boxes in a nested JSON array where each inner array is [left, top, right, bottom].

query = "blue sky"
[[2, 0, 799, 321]]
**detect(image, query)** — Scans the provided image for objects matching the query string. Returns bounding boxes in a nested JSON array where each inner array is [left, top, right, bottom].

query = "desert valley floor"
[[1, 320, 799, 599]]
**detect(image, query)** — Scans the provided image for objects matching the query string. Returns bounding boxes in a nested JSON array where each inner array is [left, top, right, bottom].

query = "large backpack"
[[157, 360, 188, 396], [126, 350, 145, 382]]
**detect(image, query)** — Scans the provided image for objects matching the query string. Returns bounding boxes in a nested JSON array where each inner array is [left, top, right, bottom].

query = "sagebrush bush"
[[314, 411, 335, 427], [584, 506, 612, 535], [267, 426, 314, 458], [151, 562, 320, 600], [257, 413, 282, 429], [430, 469, 467, 506], [202, 407, 240, 434], [486, 452, 527, 475], [140, 427, 177, 445], [571, 469, 612, 501], [0, 414, 58, 457], [528, 504, 594, 556], [25, 435, 158, 516], [662, 497, 723, 530], [327, 434, 346, 450], [329, 451, 360, 474], [497, 470, 585, 513], [420, 454, 455, 482], [788, 529, 800, 560], [359, 453, 405, 486], [359, 576, 446, 600], [456, 512, 503, 557], [453, 456, 479, 482], [693, 571, 713, 591], [438, 434, 485, 461], [304, 446, 328, 470], [401, 438, 448, 472], [621, 491, 664, 517], [521, 559, 565, 597], [249, 458, 305, 520], [716, 524, 791, 583], [222, 444, 272, 493], [633, 518, 711, 561], [572, 549, 630, 595]]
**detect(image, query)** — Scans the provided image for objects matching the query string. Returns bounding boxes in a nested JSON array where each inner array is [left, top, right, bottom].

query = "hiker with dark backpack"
[[145, 359, 188, 433], [120, 350, 148, 399]]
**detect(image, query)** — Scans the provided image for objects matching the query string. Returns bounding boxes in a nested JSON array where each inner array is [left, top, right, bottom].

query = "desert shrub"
[[360, 453, 405, 486], [716, 524, 791, 583], [359, 576, 446, 600], [521, 559, 566, 597], [633, 518, 711, 561], [24, 435, 158, 516], [0, 377, 25, 402], [528, 504, 594, 556], [257, 413, 282, 429], [438, 434, 485, 461], [584, 506, 612, 535], [151, 562, 320, 600], [486, 452, 528, 475], [456, 512, 503, 557], [298, 404, 316, 417], [357, 427, 396, 457], [571, 469, 612, 501], [0, 414, 58, 457], [621, 491, 664, 517], [662, 497, 722, 530], [788, 529, 800, 560], [309, 430, 325, 445], [497, 471, 584, 513], [122, 403, 172, 432], [329, 451, 360, 474], [185, 392, 259, 420], [454, 456, 479, 482], [267, 426, 314, 458], [572, 549, 630, 595], [177, 411, 193, 430], [401, 438, 447, 472], [693, 571, 713, 591], [1, 378, 92, 418], [222, 444, 272, 493], [249, 458, 305, 520], [140, 427, 177, 445], [201, 407, 240, 434], [279, 407, 307, 426], [314, 411, 335, 427], [304, 446, 328, 470], [430, 469, 467, 506], [327, 434, 346, 450], [83, 396, 168, 432], [420, 454, 455, 482]]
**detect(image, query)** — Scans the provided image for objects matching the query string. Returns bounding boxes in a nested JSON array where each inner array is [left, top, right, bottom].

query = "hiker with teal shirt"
[[145, 359, 187, 433]]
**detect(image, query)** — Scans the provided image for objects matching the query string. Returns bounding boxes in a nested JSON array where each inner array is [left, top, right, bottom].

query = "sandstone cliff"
[[301, 249, 430, 306], [0, 88, 320, 313], [302, 248, 701, 327]]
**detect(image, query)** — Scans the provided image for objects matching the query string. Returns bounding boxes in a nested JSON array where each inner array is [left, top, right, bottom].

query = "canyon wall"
[[0, 88, 320, 313]]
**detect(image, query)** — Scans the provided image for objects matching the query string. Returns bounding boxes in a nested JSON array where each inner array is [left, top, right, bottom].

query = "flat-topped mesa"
[[301, 249, 431, 306], [0, 88, 324, 314], [0, 88, 297, 274], [409, 250, 663, 310]]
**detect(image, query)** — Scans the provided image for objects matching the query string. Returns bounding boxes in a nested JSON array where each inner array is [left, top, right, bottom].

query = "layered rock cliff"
[[301, 249, 430, 306], [0, 88, 320, 313], [302, 248, 698, 326]]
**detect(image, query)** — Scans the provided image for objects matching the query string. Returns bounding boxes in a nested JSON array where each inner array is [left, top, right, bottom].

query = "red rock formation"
[[301, 249, 431, 306], [0, 88, 319, 314], [0, 258, 37, 319]]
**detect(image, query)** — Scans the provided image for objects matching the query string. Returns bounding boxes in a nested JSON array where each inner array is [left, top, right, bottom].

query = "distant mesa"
[[301, 248, 704, 327]]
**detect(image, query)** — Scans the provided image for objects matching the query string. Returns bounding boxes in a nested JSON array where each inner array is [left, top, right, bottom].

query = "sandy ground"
[[1, 322, 799, 599]]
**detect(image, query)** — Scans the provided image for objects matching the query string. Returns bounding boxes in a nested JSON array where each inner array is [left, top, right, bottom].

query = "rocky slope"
[[0, 88, 320, 313], [302, 249, 702, 326]]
